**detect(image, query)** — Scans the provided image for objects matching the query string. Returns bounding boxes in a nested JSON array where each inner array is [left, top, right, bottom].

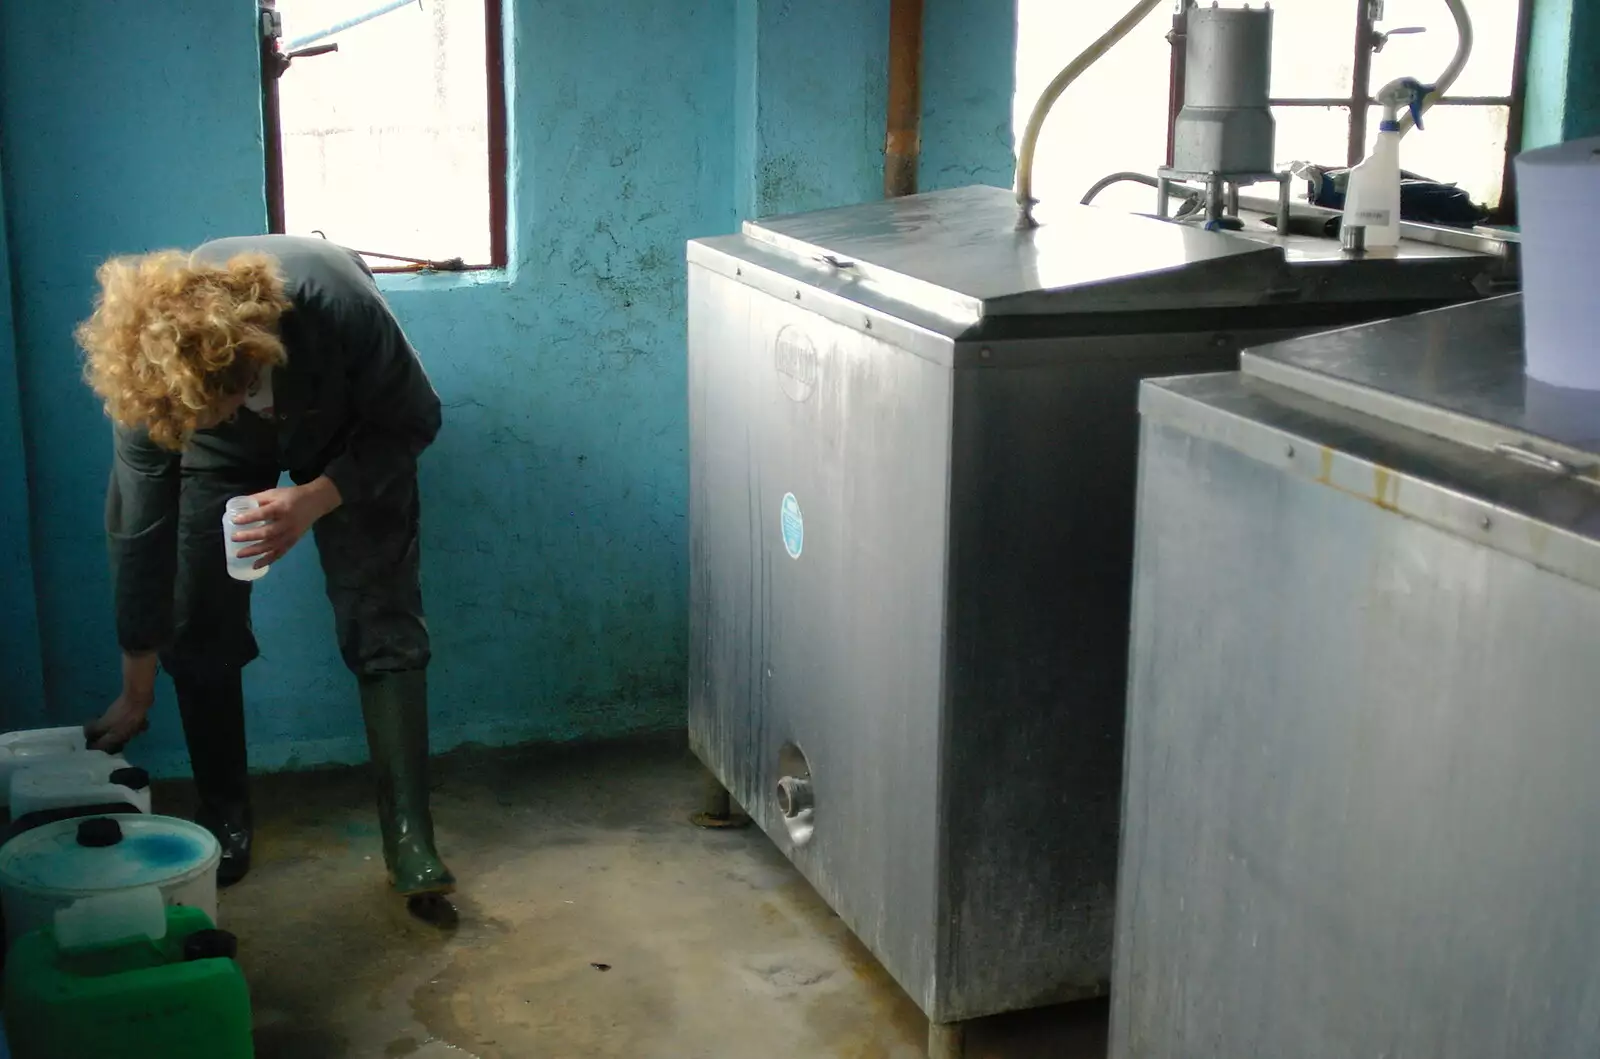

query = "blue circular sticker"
[[780, 493, 804, 559]]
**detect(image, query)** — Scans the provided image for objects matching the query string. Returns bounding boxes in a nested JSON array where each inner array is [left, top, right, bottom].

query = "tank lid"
[[0, 813, 219, 896], [1241, 295, 1600, 466], [741, 185, 1289, 319]]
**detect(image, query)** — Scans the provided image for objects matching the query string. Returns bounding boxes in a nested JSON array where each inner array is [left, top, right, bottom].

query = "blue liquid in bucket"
[[128, 834, 203, 871]]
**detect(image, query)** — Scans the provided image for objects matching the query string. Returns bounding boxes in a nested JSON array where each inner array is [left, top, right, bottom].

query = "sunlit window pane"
[[1272, 106, 1353, 170], [1368, 103, 1509, 207], [1015, 2, 1518, 215], [276, 0, 491, 266], [1013, 0, 1172, 214], [1370, 0, 1519, 97], [1271, 1, 1358, 99]]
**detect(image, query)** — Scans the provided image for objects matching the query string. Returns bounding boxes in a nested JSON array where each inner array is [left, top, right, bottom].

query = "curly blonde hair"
[[77, 250, 292, 450]]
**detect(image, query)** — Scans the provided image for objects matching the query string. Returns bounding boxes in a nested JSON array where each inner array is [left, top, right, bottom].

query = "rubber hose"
[[1397, 0, 1471, 137], [1014, 0, 1164, 228]]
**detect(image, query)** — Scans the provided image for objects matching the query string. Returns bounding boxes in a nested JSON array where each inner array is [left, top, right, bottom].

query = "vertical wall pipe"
[[259, 2, 287, 233], [884, 0, 925, 197]]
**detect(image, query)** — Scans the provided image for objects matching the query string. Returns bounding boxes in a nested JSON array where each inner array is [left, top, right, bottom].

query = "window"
[[260, 0, 507, 271], [1015, 0, 1530, 220]]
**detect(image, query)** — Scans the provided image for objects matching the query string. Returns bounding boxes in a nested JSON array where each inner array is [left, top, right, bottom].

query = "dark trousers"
[[157, 421, 430, 679]]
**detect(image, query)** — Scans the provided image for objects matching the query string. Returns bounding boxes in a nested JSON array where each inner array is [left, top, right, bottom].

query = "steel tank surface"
[[1115, 295, 1600, 1058], [686, 185, 1516, 1029]]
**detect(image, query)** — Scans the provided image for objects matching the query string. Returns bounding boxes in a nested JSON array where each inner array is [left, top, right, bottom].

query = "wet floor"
[[181, 734, 1108, 1058]]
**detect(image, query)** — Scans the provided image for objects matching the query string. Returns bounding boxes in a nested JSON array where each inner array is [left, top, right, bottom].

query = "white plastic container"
[[223, 496, 268, 581], [0, 728, 91, 807], [9, 757, 152, 819], [1342, 124, 1403, 250], [1341, 77, 1428, 253], [53, 886, 168, 950], [0, 814, 220, 948], [1515, 135, 1600, 389]]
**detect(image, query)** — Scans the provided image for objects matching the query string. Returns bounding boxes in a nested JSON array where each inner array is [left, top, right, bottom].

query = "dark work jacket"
[[107, 235, 442, 654]]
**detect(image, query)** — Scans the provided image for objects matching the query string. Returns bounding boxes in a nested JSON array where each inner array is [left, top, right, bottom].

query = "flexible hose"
[[1079, 171, 1205, 213], [1014, 0, 1164, 228], [1397, 0, 1471, 137], [1081, 172, 1161, 203]]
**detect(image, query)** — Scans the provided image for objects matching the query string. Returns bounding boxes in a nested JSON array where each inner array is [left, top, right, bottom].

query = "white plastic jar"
[[223, 496, 268, 582]]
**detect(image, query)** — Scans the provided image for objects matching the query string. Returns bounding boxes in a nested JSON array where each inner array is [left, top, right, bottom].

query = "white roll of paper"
[[1516, 136, 1600, 389]]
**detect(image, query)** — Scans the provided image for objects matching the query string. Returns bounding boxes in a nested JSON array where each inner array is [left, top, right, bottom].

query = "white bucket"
[[0, 728, 92, 807], [0, 814, 219, 948], [1515, 135, 1600, 389], [10, 759, 152, 819]]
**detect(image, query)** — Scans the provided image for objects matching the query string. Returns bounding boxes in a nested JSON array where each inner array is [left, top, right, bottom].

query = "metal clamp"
[[1494, 442, 1578, 476]]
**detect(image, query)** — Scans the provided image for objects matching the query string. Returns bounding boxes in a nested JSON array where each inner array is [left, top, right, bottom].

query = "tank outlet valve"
[[776, 776, 814, 819]]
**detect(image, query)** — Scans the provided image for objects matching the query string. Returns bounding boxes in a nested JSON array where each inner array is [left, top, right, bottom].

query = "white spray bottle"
[[1341, 77, 1430, 253]]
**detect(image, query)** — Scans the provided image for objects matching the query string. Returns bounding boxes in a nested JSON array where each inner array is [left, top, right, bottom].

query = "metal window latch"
[[262, 3, 339, 79]]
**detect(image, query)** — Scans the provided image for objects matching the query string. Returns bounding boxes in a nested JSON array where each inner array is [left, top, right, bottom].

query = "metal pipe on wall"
[[1165, 4, 1187, 167], [884, 0, 925, 198], [259, 2, 287, 234]]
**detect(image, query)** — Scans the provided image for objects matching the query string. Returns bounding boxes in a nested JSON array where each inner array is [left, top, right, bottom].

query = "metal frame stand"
[[690, 770, 750, 830], [1156, 167, 1293, 233]]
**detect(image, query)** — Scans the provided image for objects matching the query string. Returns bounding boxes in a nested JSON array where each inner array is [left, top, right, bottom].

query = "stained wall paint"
[[739, 0, 893, 218], [0, 0, 1017, 775], [922, 0, 1018, 192], [733, 0, 1017, 222], [1566, 0, 1600, 139], [1525, 0, 1600, 149], [0, 148, 46, 724]]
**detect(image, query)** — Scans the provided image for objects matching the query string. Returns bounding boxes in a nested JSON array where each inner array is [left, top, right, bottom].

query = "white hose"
[[1014, 0, 1164, 227], [1396, 0, 1471, 137]]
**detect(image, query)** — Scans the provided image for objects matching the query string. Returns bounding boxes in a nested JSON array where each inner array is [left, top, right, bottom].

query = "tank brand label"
[[774, 326, 817, 403], [780, 493, 804, 560]]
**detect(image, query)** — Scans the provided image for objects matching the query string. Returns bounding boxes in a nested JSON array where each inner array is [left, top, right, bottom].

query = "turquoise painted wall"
[[1567, 0, 1600, 139], [922, 0, 1017, 191], [1525, 0, 1600, 148], [0, 0, 1017, 775], [0, 147, 47, 726]]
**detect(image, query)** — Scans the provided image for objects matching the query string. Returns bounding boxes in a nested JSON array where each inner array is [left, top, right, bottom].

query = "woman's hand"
[[232, 476, 344, 568], [85, 652, 158, 753]]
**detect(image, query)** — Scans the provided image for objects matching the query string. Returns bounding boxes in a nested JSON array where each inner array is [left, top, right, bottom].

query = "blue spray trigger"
[[1405, 79, 1432, 131]]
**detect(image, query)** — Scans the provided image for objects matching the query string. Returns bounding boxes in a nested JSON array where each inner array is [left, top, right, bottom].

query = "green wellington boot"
[[358, 670, 456, 898]]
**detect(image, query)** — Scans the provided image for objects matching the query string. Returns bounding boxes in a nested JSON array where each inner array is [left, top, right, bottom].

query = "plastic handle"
[[1408, 79, 1434, 131]]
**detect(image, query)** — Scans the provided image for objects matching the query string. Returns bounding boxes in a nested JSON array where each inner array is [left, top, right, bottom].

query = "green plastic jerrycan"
[[4, 899, 252, 1059]]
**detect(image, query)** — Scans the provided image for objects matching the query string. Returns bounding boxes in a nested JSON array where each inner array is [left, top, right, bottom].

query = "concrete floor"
[[186, 734, 1108, 1059]]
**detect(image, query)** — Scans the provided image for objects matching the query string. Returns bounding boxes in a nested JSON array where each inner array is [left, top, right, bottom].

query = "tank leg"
[[927, 1021, 966, 1059], [690, 768, 750, 829]]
